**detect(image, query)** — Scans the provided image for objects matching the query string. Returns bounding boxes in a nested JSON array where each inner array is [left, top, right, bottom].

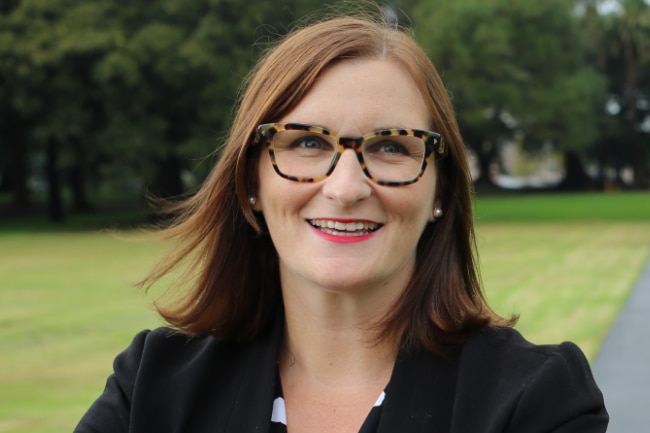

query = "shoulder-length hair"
[[140, 14, 515, 355]]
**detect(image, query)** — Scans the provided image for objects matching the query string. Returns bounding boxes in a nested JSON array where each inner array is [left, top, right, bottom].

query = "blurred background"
[[1, 0, 649, 432], [1, 0, 649, 221]]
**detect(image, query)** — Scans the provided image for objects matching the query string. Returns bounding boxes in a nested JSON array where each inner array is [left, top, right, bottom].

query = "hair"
[[139, 12, 516, 355]]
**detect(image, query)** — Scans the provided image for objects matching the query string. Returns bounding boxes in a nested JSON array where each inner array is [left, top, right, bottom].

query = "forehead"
[[278, 58, 431, 134]]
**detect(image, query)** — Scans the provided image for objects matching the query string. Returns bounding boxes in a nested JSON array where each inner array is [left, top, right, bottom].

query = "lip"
[[307, 218, 382, 244]]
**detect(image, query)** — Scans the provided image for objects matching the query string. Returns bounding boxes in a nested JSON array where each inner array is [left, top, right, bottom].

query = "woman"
[[75, 14, 608, 433]]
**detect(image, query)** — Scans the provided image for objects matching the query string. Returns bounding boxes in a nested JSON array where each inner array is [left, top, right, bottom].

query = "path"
[[592, 255, 650, 433]]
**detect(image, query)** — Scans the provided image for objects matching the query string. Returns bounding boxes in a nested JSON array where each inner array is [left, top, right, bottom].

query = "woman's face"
[[255, 59, 439, 298]]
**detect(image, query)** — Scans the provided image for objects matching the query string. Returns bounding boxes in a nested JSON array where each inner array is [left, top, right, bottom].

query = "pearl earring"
[[249, 196, 257, 206], [433, 208, 443, 218]]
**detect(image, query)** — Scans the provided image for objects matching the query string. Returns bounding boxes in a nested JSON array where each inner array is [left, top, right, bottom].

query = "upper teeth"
[[310, 219, 379, 232]]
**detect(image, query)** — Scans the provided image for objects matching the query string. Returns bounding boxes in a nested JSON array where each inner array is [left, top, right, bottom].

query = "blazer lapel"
[[378, 350, 459, 433], [222, 313, 284, 433]]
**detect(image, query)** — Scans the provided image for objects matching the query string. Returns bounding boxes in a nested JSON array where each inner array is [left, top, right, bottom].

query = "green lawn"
[[472, 191, 650, 356], [1, 192, 649, 433], [478, 222, 650, 357], [0, 231, 166, 433], [474, 190, 650, 222]]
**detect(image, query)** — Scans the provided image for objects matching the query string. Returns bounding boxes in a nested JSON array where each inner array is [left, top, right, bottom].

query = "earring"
[[433, 208, 443, 218], [249, 196, 257, 206]]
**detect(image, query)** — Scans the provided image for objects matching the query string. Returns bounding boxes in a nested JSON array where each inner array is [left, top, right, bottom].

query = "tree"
[[414, 0, 607, 189], [91, 0, 330, 198], [579, 0, 650, 189], [1, 0, 124, 218], [1, 0, 327, 220], [0, 0, 42, 211]]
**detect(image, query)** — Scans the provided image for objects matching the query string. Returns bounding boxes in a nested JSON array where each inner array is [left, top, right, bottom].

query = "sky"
[[596, 0, 650, 14]]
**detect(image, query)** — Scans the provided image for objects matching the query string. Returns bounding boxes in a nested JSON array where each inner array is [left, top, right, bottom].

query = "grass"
[[472, 191, 650, 356], [0, 231, 167, 433], [477, 222, 650, 357], [0, 191, 649, 432], [474, 190, 650, 222]]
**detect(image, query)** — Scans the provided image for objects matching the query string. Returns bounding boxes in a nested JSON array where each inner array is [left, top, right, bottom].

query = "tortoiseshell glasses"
[[254, 123, 445, 186]]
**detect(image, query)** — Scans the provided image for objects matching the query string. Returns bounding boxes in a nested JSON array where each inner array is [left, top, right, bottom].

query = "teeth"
[[309, 220, 379, 234]]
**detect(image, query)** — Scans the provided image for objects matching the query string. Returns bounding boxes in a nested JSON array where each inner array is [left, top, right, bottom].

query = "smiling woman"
[[74, 10, 608, 433]]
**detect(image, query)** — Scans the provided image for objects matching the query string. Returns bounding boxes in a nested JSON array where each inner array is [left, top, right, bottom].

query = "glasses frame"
[[254, 123, 445, 186]]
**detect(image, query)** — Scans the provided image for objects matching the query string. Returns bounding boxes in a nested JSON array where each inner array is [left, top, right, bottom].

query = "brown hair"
[[140, 13, 515, 355]]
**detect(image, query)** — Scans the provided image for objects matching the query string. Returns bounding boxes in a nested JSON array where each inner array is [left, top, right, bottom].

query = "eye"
[[290, 135, 334, 152], [294, 136, 326, 149], [368, 140, 410, 156], [383, 141, 409, 155]]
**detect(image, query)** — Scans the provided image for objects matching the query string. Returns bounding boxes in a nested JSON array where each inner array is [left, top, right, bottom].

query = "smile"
[[308, 219, 382, 236]]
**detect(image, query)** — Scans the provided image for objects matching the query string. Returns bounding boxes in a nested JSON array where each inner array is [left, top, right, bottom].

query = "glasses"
[[254, 123, 445, 186]]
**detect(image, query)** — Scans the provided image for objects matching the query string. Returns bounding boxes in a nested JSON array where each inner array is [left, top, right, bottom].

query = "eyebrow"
[[290, 122, 420, 134]]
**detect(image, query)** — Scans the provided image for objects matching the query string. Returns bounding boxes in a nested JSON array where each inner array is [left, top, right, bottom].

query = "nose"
[[321, 149, 372, 206]]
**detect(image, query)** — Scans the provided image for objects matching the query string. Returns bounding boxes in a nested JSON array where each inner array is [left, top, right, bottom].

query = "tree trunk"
[[622, 33, 648, 189], [472, 141, 499, 190], [68, 136, 93, 212], [150, 154, 184, 199], [9, 130, 30, 210], [46, 136, 65, 222], [558, 151, 592, 191]]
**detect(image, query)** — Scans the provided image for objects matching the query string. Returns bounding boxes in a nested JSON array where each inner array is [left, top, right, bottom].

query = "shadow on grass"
[[0, 206, 151, 233]]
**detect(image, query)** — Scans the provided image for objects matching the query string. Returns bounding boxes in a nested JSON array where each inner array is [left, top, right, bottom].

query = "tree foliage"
[[0, 0, 324, 218], [578, 0, 650, 188], [1, 0, 649, 221], [414, 0, 608, 187]]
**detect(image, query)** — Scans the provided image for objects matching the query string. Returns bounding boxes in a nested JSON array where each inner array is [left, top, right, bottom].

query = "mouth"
[[308, 219, 382, 236]]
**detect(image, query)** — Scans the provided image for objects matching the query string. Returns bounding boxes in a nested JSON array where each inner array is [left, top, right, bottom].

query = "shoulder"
[[461, 326, 588, 368], [454, 327, 608, 432], [125, 327, 234, 359], [458, 326, 600, 397], [380, 328, 607, 432], [75, 326, 282, 432], [114, 327, 248, 379]]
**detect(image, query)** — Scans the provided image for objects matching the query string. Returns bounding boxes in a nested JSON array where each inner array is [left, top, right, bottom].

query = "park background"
[[1, 0, 650, 432]]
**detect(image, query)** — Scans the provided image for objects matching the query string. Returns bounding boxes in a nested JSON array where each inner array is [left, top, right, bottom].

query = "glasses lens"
[[362, 134, 426, 183], [271, 129, 337, 179]]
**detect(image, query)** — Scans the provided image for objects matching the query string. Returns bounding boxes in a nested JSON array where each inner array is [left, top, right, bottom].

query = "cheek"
[[384, 187, 435, 230], [413, 173, 437, 222], [256, 155, 282, 209], [257, 168, 314, 229]]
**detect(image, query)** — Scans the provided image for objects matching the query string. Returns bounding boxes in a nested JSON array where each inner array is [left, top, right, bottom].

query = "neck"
[[279, 281, 401, 389]]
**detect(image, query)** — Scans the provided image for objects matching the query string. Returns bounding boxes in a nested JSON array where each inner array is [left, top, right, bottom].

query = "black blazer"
[[75, 317, 608, 433]]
